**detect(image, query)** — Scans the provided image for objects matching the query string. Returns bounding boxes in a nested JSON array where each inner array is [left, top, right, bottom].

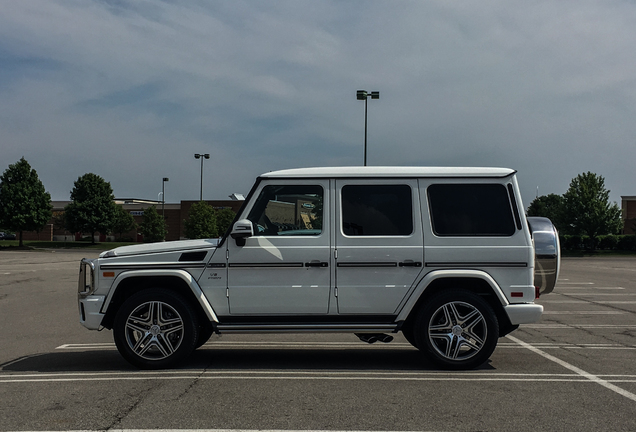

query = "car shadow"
[[0, 346, 495, 373]]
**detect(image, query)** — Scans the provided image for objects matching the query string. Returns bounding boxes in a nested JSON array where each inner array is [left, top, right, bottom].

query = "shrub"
[[561, 235, 583, 250], [618, 235, 636, 251], [598, 235, 619, 250]]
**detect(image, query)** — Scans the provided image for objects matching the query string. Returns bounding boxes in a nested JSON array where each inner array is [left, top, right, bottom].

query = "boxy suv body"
[[78, 167, 559, 369]]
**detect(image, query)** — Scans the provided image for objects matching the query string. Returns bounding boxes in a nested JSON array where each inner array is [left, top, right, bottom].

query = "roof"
[[260, 166, 516, 179]]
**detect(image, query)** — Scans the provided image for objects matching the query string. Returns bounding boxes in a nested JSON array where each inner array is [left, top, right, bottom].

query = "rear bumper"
[[504, 303, 543, 325]]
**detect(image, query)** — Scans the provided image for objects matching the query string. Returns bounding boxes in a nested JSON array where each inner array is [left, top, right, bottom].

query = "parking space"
[[1, 252, 636, 431]]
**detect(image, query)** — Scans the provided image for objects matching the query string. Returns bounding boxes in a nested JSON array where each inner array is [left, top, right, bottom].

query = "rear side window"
[[341, 185, 413, 236], [428, 184, 516, 236]]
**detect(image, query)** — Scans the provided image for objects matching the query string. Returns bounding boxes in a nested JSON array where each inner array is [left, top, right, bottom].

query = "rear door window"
[[341, 185, 413, 236], [427, 184, 516, 236]]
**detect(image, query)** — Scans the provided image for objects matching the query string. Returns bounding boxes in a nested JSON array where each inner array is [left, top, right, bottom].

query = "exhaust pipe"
[[356, 333, 394, 344]]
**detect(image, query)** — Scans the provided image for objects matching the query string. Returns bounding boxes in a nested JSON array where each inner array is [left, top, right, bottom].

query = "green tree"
[[0, 157, 52, 246], [184, 201, 217, 239], [562, 172, 622, 247], [139, 206, 167, 242], [112, 205, 137, 241], [215, 208, 236, 237], [527, 193, 565, 232], [64, 173, 118, 244]]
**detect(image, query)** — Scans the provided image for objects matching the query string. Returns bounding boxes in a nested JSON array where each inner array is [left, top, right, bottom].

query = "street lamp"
[[356, 90, 379, 166], [162, 177, 169, 218], [194, 153, 210, 201]]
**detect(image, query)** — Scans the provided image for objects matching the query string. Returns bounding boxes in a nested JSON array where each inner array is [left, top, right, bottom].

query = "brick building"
[[622, 196, 636, 235], [21, 198, 245, 242]]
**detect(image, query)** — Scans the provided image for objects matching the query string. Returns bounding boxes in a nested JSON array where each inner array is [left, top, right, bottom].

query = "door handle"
[[399, 260, 422, 267], [305, 261, 328, 268]]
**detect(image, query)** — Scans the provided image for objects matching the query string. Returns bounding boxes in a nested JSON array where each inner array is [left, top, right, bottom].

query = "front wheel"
[[414, 290, 499, 370], [113, 289, 199, 369]]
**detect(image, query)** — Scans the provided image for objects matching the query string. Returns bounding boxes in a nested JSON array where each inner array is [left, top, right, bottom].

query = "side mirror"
[[230, 219, 254, 246]]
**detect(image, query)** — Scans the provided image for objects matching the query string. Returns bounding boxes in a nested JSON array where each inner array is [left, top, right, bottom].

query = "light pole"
[[194, 153, 210, 201], [356, 90, 379, 166], [162, 177, 169, 218]]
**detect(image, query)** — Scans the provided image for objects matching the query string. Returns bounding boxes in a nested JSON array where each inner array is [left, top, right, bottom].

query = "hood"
[[100, 238, 219, 258]]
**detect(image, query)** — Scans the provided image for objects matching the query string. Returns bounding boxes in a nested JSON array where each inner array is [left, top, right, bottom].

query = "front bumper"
[[78, 258, 104, 330], [79, 295, 106, 330]]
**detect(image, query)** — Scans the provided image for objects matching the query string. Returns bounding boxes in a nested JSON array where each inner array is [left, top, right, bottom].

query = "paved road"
[[1, 251, 636, 431]]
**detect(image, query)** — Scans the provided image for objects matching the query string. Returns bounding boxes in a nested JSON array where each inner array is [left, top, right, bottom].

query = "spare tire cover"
[[527, 217, 560, 295]]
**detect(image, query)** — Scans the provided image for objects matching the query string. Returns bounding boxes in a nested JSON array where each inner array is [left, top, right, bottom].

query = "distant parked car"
[[1, 232, 16, 240]]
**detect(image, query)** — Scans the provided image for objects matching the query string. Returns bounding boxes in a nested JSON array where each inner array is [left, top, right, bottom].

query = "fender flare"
[[101, 269, 219, 323], [396, 269, 510, 322]]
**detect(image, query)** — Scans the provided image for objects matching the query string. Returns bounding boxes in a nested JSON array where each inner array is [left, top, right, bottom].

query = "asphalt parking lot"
[[1, 250, 636, 431]]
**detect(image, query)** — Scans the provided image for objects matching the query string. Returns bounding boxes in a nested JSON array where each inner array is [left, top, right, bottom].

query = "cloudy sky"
[[2, 0, 636, 207]]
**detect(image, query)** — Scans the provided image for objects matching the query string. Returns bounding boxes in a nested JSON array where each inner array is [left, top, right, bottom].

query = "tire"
[[414, 289, 499, 370], [113, 289, 199, 369]]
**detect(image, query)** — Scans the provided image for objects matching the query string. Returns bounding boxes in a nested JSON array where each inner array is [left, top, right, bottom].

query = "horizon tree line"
[[0, 157, 627, 247]]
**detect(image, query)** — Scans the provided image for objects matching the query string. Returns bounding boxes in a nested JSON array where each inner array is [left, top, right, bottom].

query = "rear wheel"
[[414, 289, 499, 369], [113, 289, 199, 369]]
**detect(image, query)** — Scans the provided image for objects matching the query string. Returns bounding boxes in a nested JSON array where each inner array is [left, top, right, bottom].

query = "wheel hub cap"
[[428, 300, 487, 361], [124, 301, 185, 361]]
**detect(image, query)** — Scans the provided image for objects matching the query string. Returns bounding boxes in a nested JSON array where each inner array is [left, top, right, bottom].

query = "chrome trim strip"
[[100, 263, 207, 270], [425, 262, 527, 268], [229, 262, 304, 268], [337, 262, 397, 268]]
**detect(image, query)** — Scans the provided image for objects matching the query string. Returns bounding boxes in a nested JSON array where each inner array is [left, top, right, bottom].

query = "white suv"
[[78, 167, 559, 370]]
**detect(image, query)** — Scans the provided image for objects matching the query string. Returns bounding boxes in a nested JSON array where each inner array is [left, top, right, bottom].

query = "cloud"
[[1, 0, 635, 206]]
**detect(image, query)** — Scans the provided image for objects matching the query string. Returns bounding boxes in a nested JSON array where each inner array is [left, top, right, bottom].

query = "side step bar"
[[215, 323, 400, 334]]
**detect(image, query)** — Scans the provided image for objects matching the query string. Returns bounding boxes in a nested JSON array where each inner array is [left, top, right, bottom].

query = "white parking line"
[[542, 300, 636, 304], [541, 311, 623, 314], [56, 340, 636, 351], [559, 293, 636, 296], [55, 342, 416, 350], [8, 430, 424, 432], [498, 342, 636, 350], [527, 324, 636, 329], [592, 301, 636, 304], [558, 287, 624, 290], [507, 335, 636, 402], [2, 370, 636, 384]]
